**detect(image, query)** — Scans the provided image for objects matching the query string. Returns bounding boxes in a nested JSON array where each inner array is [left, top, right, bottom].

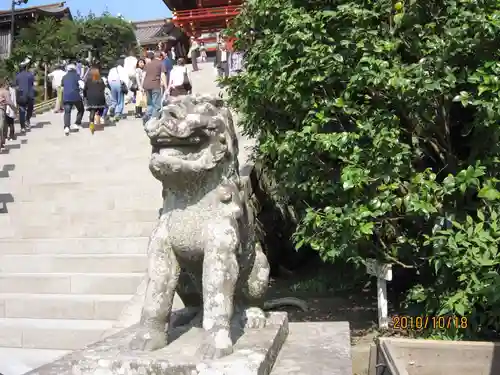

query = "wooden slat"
[[173, 5, 241, 22]]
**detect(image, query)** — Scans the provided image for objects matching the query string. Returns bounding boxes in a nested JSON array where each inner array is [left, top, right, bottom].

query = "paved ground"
[[0, 62, 252, 375]]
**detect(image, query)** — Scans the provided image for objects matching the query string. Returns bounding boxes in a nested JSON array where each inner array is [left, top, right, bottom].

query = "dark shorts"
[[88, 107, 104, 116]]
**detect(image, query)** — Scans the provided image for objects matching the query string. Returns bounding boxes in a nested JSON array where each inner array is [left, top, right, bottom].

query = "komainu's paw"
[[242, 307, 267, 329], [196, 328, 233, 359], [129, 327, 167, 351]]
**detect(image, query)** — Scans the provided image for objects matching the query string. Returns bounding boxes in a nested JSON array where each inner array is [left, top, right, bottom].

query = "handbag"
[[136, 90, 147, 108], [182, 68, 192, 92], [120, 81, 128, 94], [110, 67, 128, 94]]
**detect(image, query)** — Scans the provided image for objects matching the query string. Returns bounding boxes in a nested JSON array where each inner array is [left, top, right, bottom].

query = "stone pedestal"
[[25, 312, 288, 375], [272, 321, 352, 375]]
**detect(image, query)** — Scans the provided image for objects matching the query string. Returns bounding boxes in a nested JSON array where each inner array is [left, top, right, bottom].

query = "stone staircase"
[[0, 64, 227, 374], [0, 109, 158, 373]]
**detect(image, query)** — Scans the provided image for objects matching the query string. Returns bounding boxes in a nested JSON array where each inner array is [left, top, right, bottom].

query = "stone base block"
[[272, 321, 352, 375], [26, 311, 288, 375]]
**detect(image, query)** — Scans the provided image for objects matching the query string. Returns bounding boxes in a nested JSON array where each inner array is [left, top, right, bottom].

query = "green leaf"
[[477, 210, 485, 221], [295, 238, 305, 250], [478, 186, 500, 200], [492, 210, 498, 221], [394, 13, 404, 26], [434, 258, 442, 274], [359, 222, 374, 235], [342, 181, 354, 190], [454, 303, 466, 317]]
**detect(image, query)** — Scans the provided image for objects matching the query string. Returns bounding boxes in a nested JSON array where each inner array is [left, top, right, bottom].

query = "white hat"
[[66, 64, 76, 71], [19, 57, 30, 67]]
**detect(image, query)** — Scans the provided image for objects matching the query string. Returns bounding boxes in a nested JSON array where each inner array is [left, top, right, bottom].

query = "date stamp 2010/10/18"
[[391, 315, 469, 330]]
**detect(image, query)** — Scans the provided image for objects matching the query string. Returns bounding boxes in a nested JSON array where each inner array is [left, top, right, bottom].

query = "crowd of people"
[[51, 49, 193, 136], [0, 48, 193, 145], [0, 35, 245, 148]]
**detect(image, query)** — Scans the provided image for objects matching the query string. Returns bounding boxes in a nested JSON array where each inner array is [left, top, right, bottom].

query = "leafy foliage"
[[9, 12, 136, 70], [75, 12, 137, 68], [13, 18, 72, 63], [227, 0, 500, 339]]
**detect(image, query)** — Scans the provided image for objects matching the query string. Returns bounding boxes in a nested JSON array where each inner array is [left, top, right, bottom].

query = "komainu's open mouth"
[[151, 134, 206, 149], [146, 94, 232, 177]]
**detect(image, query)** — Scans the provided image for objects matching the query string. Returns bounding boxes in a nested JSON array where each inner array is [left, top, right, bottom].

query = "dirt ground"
[[266, 263, 381, 375]]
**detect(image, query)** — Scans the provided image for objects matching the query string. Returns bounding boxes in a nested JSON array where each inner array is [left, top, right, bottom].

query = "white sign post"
[[365, 259, 392, 329]]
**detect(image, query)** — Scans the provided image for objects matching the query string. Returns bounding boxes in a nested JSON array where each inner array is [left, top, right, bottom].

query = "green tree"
[[227, 0, 500, 339], [74, 12, 137, 69], [12, 18, 69, 64], [10, 12, 137, 69]]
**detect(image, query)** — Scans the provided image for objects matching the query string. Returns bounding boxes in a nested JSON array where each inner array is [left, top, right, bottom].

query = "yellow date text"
[[391, 315, 469, 331]]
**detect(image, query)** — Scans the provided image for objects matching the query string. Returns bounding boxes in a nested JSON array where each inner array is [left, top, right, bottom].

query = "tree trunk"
[[43, 63, 48, 101]]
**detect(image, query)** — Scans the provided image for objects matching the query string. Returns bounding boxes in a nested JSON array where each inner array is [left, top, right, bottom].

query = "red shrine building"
[[163, 0, 242, 52]]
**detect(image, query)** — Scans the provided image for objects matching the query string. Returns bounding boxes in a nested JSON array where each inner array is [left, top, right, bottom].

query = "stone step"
[[0, 141, 149, 155], [1, 148, 149, 161], [0, 182, 159, 199], [1, 163, 151, 177], [4, 193, 159, 209], [6, 208, 159, 224], [0, 348, 69, 375], [3, 153, 150, 167], [0, 273, 143, 294], [8, 173, 154, 186], [9, 140, 148, 154], [1, 134, 147, 148], [0, 237, 149, 254], [0, 254, 147, 273], [6, 169, 153, 186], [0, 293, 130, 320], [0, 318, 113, 349], [0, 220, 156, 239]]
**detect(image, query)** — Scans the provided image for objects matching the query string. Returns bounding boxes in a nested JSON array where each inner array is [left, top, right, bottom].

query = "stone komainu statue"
[[130, 94, 277, 359]]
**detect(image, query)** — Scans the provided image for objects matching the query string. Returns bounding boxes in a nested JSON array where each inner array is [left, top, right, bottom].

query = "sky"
[[4, 0, 172, 22]]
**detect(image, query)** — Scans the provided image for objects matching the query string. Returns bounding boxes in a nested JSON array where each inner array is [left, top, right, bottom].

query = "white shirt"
[[123, 56, 138, 78], [6, 87, 16, 118], [169, 65, 190, 87], [48, 69, 65, 89], [135, 67, 145, 90], [220, 51, 228, 62], [107, 65, 130, 87]]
